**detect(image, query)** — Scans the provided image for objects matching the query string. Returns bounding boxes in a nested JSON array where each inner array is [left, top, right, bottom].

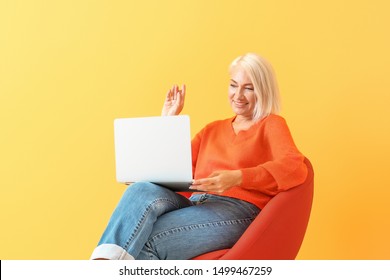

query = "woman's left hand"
[[161, 84, 186, 116], [190, 170, 242, 193]]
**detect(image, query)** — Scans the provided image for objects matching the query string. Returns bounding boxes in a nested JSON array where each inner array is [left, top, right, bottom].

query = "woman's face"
[[228, 66, 257, 119]]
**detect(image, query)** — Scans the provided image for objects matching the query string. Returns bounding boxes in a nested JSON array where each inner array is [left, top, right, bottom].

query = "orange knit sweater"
[[191, 114, 308, 209]]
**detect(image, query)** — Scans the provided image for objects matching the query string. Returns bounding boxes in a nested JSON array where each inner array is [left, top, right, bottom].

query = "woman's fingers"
[[190, 170, 241, 193], [190, 177, 215, 191], [165, 89, 172, 101], [162, 84, 186, 116], [192, 178, 213, 186], [181, 84, 186, 98]]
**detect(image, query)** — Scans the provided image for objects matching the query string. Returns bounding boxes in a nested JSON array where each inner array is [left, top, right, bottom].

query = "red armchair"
[[191, 157, 314, 260]]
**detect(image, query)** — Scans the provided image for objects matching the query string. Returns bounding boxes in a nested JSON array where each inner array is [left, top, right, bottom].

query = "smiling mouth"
[[233, 100, 249, 107]]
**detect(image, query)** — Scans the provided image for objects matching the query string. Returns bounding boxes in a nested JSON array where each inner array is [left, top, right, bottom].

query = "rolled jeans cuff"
[[90, 244, 134, 260]]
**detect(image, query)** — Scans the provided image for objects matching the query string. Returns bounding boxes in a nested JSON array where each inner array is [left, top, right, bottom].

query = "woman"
[[91, 53, 307, 260]]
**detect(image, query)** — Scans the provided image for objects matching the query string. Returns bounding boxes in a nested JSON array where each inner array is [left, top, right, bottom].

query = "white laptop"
[[114, 115, 193, 191]]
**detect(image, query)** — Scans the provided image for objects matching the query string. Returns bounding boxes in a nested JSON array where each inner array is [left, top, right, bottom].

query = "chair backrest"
[[193, 157, 314, 260]]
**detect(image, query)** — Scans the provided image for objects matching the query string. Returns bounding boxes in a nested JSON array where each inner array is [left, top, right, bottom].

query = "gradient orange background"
[[1, 0, 389, 259]]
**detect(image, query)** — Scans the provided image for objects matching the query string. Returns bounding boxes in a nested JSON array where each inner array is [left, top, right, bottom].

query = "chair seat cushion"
[[192, 249, 229, 260]]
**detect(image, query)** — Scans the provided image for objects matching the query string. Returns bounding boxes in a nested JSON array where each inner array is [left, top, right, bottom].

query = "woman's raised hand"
[[161, 84, 186, 116]]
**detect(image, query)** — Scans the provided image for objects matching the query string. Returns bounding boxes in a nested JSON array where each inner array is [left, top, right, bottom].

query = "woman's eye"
[[229, 84, 237, 88], [245, 88, 254, 91]]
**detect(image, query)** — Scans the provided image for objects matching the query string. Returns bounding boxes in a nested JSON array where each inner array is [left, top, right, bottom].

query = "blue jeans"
[[91, 182, 260, 260]]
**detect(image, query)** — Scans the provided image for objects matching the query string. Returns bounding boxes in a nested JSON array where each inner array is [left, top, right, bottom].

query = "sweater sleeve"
[[240, 116, 308, 195]]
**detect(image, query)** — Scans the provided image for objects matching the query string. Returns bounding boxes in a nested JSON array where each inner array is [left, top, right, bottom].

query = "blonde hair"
[[229, 53, 281, 120]]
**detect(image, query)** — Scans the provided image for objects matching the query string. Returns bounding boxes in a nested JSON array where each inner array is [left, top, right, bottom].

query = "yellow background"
[[1, 0, 389, 259]]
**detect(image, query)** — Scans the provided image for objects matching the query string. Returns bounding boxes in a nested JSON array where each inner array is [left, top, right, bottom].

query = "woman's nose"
[[235, 87, 245, 98]]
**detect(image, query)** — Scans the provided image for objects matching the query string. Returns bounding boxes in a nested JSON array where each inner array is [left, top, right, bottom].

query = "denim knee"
[[121, 182, 192, 219], [122, 182, 165, 205]]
